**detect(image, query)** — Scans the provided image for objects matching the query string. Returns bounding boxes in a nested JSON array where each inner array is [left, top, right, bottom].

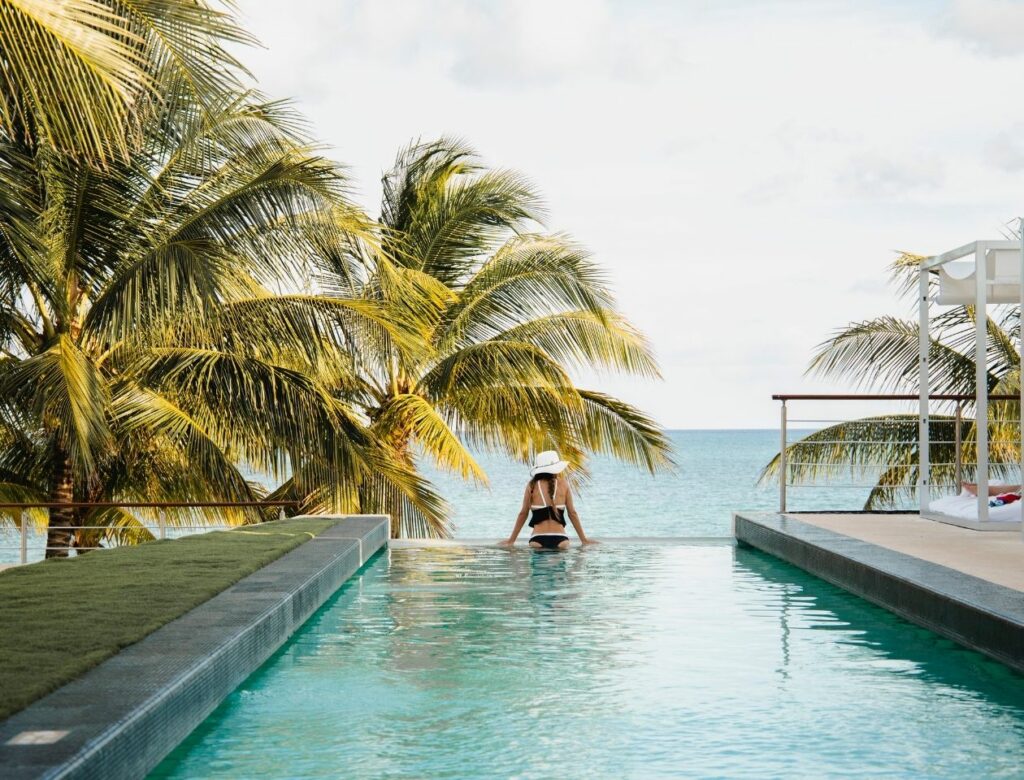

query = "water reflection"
[[154, 544, 1024, 780], [733, 545, 1024, 712]]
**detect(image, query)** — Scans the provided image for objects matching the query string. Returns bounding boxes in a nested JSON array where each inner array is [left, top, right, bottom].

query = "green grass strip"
[[0, 516, 337, 721]]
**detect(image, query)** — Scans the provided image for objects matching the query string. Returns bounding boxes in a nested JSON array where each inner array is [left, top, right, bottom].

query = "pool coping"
[[0, 514, 389, 780], [389, 536, 735, 547], [733, 511, 1024, 674]]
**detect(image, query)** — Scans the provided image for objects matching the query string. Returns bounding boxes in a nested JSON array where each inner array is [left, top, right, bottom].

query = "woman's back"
[[529, 476, 566, 530], [498, 450, 595, 549], [530, 476, 566, 508]]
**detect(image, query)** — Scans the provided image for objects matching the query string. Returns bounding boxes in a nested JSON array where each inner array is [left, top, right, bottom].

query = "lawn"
[[0, 516, 338, 721]]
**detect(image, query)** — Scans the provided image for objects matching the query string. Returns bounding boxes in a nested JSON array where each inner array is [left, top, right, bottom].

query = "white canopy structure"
[[919, 232, 1024, 531]]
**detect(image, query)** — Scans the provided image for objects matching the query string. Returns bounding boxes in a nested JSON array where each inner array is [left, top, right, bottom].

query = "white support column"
[[1019, 220, 1023, 540], [918, 266, 930, 514], [976, 243, 989, 522]]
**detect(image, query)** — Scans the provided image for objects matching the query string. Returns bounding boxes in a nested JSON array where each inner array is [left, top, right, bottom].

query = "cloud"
[[740, 172, 805, 204], [236, 0, 1024, 427], [846, 277, 886, 295], [327, 0, 685, 88], [941, 0, 1024, 55], [836, 151, 945, 198], [983, 124, 1024, 171]]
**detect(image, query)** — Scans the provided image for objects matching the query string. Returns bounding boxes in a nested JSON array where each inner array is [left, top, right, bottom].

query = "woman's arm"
[[498, 484, 532, 546], [564, 483, 596, 544], [962, 482, 1022, 496]]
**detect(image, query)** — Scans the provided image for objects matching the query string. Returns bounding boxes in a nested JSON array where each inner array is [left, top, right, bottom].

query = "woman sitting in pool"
[[498, 451, 596, 550]]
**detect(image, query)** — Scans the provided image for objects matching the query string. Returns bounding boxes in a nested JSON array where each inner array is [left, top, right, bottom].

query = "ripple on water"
[[151, 545, 1024, 779]]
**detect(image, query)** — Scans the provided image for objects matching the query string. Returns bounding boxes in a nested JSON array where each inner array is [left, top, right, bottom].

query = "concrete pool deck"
[[734, 511, 1024, 674], [782, 513, 1024, 591], [0, 515, 388, 780]]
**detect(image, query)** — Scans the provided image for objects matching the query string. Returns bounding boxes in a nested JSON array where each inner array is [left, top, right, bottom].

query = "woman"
[[498, 451, 596, 549]]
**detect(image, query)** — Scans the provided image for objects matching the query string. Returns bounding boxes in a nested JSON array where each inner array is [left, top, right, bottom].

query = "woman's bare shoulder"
[[557, 476, 571, 499]]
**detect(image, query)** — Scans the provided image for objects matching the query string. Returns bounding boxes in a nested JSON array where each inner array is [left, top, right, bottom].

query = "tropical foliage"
[[268, 139, 674, 537], [761, 254, 1021, 508], [0, 0, 249, 164], [0, 8, 672, 552], [0, 81, 443, 554]]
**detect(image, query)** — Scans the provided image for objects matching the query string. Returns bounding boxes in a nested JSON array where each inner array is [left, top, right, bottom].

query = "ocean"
[[0, 429, 881, 563], [423, 428, 873, 539]]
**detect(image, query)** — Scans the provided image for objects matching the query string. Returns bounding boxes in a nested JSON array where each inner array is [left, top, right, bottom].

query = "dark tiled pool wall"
[[0, 515, 389, 780], [734, 512, 1024, 675]]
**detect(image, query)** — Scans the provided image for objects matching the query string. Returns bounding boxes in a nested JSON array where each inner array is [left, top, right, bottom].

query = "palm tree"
[[0, 90, 436, 556], [282, 138, 674, 537], [761, 254, 1021, 508], [0, 0, 250, 165]]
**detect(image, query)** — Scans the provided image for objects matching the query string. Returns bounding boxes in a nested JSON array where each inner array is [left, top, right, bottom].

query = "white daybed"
[[927, 492, 1023, 531], [919, 233, 1024, 534]]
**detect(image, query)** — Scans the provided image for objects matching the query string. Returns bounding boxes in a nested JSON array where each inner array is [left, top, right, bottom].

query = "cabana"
[[919, 233, 1024, 531]]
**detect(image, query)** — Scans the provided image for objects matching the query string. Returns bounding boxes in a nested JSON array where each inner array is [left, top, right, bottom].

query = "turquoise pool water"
[[152, 544, 1024, 779]]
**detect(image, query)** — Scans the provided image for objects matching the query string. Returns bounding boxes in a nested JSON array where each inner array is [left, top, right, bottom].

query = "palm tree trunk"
[[45, 455, 76, 559]]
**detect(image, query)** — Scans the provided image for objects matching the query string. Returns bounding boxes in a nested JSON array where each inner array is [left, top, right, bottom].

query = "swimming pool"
[[152, 543, 1024, 778]]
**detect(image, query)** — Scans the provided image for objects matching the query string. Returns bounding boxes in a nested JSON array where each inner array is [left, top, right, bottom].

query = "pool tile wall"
[[0, 515, 388, 780], [734, 511, 1024, 674]]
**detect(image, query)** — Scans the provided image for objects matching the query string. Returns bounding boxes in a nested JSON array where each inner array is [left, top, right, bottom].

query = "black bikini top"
[[527, 480, 566, 527]]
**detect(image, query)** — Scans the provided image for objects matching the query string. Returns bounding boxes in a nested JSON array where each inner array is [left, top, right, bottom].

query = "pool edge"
[[733, 511, 1024, 675], [0, 515, 389, 780]]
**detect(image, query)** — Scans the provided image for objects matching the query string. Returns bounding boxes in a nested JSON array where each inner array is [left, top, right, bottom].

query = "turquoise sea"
[[0, 429, 879, 562], [424, 428, 867, 540]]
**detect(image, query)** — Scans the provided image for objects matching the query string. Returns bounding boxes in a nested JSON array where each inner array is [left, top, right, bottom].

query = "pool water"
[[152, 545, 1024, 779]]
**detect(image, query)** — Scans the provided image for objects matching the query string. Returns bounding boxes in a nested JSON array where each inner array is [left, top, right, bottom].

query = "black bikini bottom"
[[530, 534, 569, 550]]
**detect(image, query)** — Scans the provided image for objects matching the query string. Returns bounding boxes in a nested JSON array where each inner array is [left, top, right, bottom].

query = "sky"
[[236, 0, 1024, 429]]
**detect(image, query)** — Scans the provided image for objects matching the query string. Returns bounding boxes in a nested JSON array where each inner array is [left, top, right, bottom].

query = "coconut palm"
[[0, 89, 439, 556], [761, 254, 1021, 508], [281, 138, 674, 537], [0, 0, 250, 165]]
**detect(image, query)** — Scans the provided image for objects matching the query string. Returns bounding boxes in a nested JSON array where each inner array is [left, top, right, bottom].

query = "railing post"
[[158, 509, 166, 540], [975, 242, 989, 522], [779, 400, 788, 513], [19, 510, 27, 565], [954, 401, 963, 490], [1019, 217, 1024, 541], [918, 267, 931, 514]]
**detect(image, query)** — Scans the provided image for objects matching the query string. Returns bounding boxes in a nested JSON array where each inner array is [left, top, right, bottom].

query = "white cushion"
[[928, 492, 1022, 521]]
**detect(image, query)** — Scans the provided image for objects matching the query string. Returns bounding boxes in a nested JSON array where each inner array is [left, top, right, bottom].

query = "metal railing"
[[775, 394, 1022, 513], [0, 501, 300, 565]]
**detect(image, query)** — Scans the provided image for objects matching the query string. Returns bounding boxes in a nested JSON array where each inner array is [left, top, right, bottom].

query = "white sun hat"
[[530, 450, 569, 476]]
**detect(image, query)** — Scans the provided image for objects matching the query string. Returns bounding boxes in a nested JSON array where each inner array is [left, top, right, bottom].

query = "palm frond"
[[807, 316, 985, 395], [419, 340, 574, 399], [0, 335, 111, 474], [492, 310, 661, 378], [440, 234, 612, 350], [571, 390, 674, 473], [0, 0, 252, 163], [78, 505, 154, 547], [372, 393, 486, 484]]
